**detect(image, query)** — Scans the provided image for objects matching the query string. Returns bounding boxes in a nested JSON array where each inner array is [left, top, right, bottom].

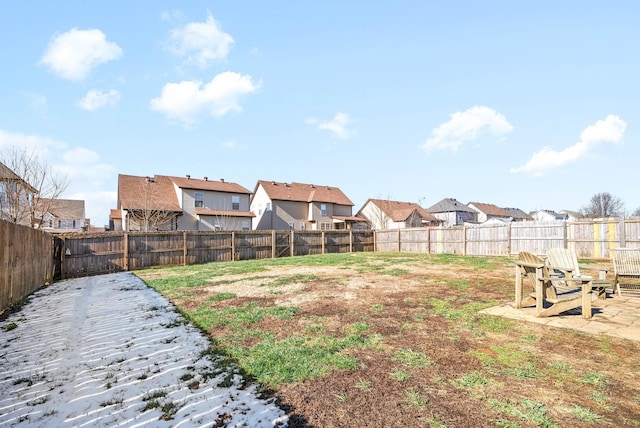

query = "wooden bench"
[[515, 252, 597, 319], [610, 248, 640, 296]]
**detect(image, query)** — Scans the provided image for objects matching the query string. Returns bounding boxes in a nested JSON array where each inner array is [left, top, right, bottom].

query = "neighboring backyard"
[[137, 252, 640, 427]]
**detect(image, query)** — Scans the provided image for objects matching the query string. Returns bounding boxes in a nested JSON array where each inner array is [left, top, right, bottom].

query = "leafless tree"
[[580, 192, 624, 218], [123, 176, 179, 232], [0, 146, 68, 227]]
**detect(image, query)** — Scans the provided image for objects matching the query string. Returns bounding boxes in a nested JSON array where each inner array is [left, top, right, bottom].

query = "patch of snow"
[[0, 272, 288, 427]]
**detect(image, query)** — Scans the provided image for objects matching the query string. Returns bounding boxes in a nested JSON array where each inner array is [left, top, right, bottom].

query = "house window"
[[288, 222, 294, 230], [265, 202, 271, 212], [232, 195, 240, 210], [194, 192, 204, 208], [242, 220, 251, 230], [321, 203, 327, 216], [300, 222, 305, 230], [320, 222, 332, 230]]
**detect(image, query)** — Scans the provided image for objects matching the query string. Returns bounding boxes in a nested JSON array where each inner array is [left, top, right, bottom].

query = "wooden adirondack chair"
[[515, 252, 597, 318], [610, 247, 640, 296], [545, 248, 609, 299]]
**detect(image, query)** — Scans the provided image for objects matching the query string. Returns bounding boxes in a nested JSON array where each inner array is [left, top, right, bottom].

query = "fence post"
[[123, 233, 129, 271], [272, 230, 276, 259], [322, 231, 325, 254], [232, 231, 236, 261], [463, 224, 467, 256], [183, 231, 187, 266], [349, 230, 353, 253], [619, 216, 626, 248], [506, 223, 512, 256], [60, 237, 66, 279], [373, 230, 377, 252], [290, 230, 295, 256], [562, 221, 568, 249], [398, 229, 401, 252]]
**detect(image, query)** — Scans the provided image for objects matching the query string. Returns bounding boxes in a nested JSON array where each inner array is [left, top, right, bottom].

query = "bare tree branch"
[[580, 192, 624, 218], [0, 146, 69, 226]]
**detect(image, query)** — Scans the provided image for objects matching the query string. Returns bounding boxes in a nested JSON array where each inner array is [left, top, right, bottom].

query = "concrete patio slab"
[[481, 291, 640, 342]]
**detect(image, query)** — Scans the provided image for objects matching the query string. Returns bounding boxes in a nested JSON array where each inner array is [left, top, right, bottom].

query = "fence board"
[[1, 220, 53, 312], [16, 217, 640, 283]]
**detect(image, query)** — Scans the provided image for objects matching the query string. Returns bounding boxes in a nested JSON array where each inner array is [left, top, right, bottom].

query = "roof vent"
[[186, 174, 191, 179], [220, 178, 224, 183], [204, 176, 208, 181]]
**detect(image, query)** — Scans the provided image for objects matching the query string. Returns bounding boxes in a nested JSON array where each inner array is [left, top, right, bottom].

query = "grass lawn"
[[136, 252, 640, 427]]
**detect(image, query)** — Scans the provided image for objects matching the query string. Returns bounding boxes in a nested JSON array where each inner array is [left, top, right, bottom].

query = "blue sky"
[[0, 1, 637, 227]]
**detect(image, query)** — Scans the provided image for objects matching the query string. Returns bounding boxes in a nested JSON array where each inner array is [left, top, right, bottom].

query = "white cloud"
[[221, 140, 238, 149], [0, 129, 66, 155], [422, 106, 514, 153], [168, 12, 234, 68], [510, 114, 627, 176], [306, 112, 355, 139], [78, 89, 121, 111], [150, 71, 260, 127], [40, 28, 122, 81]]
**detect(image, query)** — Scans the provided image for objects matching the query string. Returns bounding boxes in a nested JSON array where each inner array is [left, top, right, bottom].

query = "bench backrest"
[[610, 248, 640, 276], [546, 248, 580, 277]]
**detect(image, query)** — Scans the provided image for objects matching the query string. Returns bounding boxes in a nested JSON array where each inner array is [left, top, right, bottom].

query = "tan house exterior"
[[112, 174, 254, 231], [251, 180, 361, 230], [35, 198, 87, 232], [467, 202, 512, 224], [0, 161, 37, 225], [357, 198, 442, 229]]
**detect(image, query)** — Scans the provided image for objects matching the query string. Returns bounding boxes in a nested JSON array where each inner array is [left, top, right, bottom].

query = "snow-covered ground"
[[0, 272, 288, 427]]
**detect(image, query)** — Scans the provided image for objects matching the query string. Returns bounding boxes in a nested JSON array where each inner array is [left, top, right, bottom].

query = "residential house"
[[425, 198, 478, 227], [530, 210, 568, 222], [112, 174, 254, 231], [357, 198, 442, 229], [503, 207, 533, 222], [35, 198, 87, 232], [467, 202, 512, 223], [251, 180, 361, 230], [0, 161, 37, 225], [560, 210, 583, 221]]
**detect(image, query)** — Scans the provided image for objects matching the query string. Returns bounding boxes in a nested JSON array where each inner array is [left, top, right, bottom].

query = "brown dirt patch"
[[139, 255, 640, 427]]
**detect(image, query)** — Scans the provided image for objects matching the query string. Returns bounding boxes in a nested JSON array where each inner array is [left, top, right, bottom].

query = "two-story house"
[[530, 209, 569, 222], [112, 174, 254, 231], [0, 161, 37, 225], [426, 198, 478, 227], [251, 180, 361, 230], [357, 198, 442, 229], [467, 202, 512, 224], [35, 198, 87, 232]]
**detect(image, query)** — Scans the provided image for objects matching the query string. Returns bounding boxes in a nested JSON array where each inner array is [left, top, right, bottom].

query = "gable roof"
[[118, 174, 182, 212], [37, 198, 85, 219], [169, 175, 251, 194], [255, 180, 354, 206], [361, 199, 439, 222], [502, 207, 533, 220], [426, 198, 476, 214], [467, 202, 511, 218], [532, 209, 568, 220], [0, 161, 37, 193]]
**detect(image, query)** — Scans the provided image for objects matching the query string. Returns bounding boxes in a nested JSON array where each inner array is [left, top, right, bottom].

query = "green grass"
[[393, 349, 433, 368], [571, 406, 605, 423], [136, 251, 635, 425]]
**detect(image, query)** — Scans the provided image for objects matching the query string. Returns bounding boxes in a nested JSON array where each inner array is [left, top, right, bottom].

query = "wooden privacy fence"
[[0, 220, 53, 313], [375, 217, 640, 258], [54, 217, 640, 279], [57, 230, 376, 278]]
